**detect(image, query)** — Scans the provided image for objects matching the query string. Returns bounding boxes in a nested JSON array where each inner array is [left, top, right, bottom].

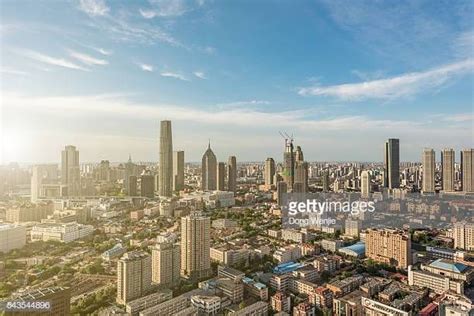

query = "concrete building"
[[461, 149, 473, 193], [271, 291, 291, 313], [228, 301, 268, 316], [442, 148, 455, 192], [384, 139, 400, 189], [0, 224, 26, 253], [180, 213, 212, 280], [361, 170, 371, 198], [125, 290, 173, 316], [140, 175, 154, 198], [227, 156, 237, 192], [30, 222, 93, 243], [422, 148, 436, 193], [202, 143, 217, 191], [61, 145, 80, 196], [159, 120, 173, 197], [152, 240, 180, 287], [408, 265, 464, 294], [454, 222, 474, 251], [117, 251, 152, 304], [265, 158, 276, 186], [345, 219, 360, 238], [31, 164, 59, 202], [217, 162, 226, 191], [173, 150, 185, 192], [365, 228, 411, 269]]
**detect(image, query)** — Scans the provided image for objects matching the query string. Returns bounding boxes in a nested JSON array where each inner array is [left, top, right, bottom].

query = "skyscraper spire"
[[208, 139, 211, 149]]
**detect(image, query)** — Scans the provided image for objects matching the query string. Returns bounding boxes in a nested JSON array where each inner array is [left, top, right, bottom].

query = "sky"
[[0, 0, 473, 164]]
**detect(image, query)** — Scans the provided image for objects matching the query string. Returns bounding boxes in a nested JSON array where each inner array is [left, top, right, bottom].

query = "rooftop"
[[429, 259, 468, 273]]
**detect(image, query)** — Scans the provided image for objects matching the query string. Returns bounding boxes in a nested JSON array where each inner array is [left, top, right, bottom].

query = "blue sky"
[[1, 0, 473, 163]]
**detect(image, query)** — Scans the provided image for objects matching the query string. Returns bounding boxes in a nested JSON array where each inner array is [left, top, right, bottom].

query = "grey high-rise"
[[61, 145, 80, 196], [217, 162, 226, 191], [461, 149, 474, 192], [384, 138, 400, 189], [265, 158, 275, 186], [201, 142, 217, 191], [227, 156, 237, 192], [159, 121, 173, 197], [173, 150, 185, 191], [442, 148, 455, 192], [422, 148, 435, 193]]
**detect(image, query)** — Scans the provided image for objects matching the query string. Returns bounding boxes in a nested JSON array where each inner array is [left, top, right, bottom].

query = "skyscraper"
[[227, 156, 237, 192], [283, 139, 295, 189], [294, 161, 308, 193], [140, 174, 155, 198], [180, 213, 211, 280], [61, 145, 80, 196], [31, 164, 58, 202], [384, 139, 400, 189], [442, 148, 455, 192], [217, 162, 226, 191], [265, 158, 275, 186], [361, 170, 370, 198], [117, 251, 152, 304], [422, 148, 435, 193], [128, 175, 137, 196], [453, 221, 474, 251], [159, 120, 173, 197], [201, 142, 217, 191], [173, 150, 185, 192], [322, 171, 330, 192], [295, 145, 304, 162], [365, 229, 411, 269], [152, 237, 180, 287], [461, 148, 473, 192]]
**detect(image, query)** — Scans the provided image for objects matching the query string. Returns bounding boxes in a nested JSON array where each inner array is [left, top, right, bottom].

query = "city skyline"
[[1, 0, 473, 163]]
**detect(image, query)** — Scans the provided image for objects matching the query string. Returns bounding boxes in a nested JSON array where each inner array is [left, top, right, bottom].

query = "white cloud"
[[79, 0, 110, 17], [441, 113, 474, 123], [217, 100, 271, 109], [96, 48, 112, 55], [16, 49, 89, 71], [139, 9, 157, 19], [299, 59, 474, 100], [193, 71, 207, 79], [161, 72, 188, 81], [136, 62, 154, 72], [0, 67, 29, 76], [69, 50, 108, 66]]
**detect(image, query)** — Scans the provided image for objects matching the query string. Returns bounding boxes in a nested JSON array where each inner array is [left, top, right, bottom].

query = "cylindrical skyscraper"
[[159, 120, 173, 197]]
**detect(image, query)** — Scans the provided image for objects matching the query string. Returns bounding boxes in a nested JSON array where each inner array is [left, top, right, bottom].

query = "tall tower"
[[152, 236, 180, 287], [461, 149, 474, 192], [217, 162, 226, 191], [442, 148, 455, 192], [173, 150, 185, 191], [384, 139, 400, 189], [117, 251, 152, 304], [201, 142, 217, 191], [422, 148, 435, 193], [61, 145, 80, 196], [265, 158, 275, 186], [283, 138, 295, 189], [159, 120, 173, 197], [361, 170, 370, 198], [294, 161, 308, 193], [227, 156, 237, 192], [180, 213, 211, 280], [322, 171, 330, 192]]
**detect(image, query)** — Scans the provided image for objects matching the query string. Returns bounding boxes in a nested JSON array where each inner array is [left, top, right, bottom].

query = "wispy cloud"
[[136, 62, 154, 72], [193, 71, 207, 79], [217, 100, 271, 109], [441, 113, 474, 123], [299, 59, 474, 100], [161, 72, 188, 81], [0, 67, 30, 76], [139, 0, 190, 18], [96, 48, 112, 55], [16, 49, 89, 71], [78, 0, 110, 17], [69, 50, 108, 66]]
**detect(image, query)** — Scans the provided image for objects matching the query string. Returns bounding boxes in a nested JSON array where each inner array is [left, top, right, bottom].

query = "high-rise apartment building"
[[117, 251, 152, 304], [461, 149, 473, 193], [227, 156, 237, 192], [361, 170, 370, 198], [201, 143, 217, 191], [173, 150, 184, 192], [265, 158, 275, 186], [61, 145, 80, 196], [31, 164, 59, 202], [322, 171, 330, 192], [152, 240, 180, 287], [442, 148, 455, 192], [159, 120, 173, 197], [422, 148, 436, 193], [294, 161, 308, 193], [365, 228, 411, 269], [384, 139, 400, 189], [453, 222, 474, 251], [140, 175, 155, 198], [180, 213, 212, 280], [217, 162, 226, 191]]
